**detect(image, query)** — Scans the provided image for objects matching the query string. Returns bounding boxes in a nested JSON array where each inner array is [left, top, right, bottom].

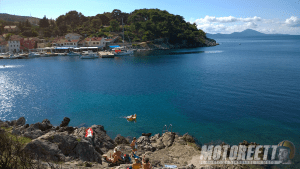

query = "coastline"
[[0, 117, 274, 169]]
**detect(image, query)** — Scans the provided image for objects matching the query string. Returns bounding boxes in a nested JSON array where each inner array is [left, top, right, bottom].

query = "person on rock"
[[130, 137, 137, 155], [103, 147, 123, 164], [132, 158, 142, 169], [142, 155, 152, 169]]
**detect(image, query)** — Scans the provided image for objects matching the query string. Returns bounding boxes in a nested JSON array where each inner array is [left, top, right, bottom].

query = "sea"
[[1, 36, 300, 152]]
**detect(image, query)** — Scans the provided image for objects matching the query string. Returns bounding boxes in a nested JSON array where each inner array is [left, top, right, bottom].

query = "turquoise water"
[[0, 36, 300, 149]]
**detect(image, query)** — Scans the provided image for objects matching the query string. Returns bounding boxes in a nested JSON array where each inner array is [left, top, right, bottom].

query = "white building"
[[8, 35, 22, 53], [85, 37, 106, 47]]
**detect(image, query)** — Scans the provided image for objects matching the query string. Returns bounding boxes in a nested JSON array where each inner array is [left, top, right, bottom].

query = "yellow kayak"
[[126, 114, 137, 121]]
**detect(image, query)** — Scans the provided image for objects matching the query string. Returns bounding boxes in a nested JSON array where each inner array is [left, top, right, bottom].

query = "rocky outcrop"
[[16, 117, 26, 126], [114, 135, 129, 145], [136, 136, 155, 152], [60, 117, 70, 127]]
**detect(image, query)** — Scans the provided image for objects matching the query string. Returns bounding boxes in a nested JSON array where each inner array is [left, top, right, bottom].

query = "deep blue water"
[[1, 36, 300, 149]]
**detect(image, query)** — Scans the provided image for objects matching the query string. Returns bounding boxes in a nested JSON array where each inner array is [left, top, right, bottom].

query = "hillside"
[[0, 13, 40, 25]]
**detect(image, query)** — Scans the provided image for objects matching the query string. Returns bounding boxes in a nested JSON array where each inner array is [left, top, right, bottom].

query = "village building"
[[0, 41, 8, 53], [20, 37, 39, 51], [4, 25, 19, 33], [85, 37, 106, 47], [63, 39, 79, 47], [8, 35, 22, 53]]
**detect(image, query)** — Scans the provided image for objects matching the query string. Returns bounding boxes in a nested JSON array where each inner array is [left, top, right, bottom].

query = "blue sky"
[[0, 0, 300, 34]]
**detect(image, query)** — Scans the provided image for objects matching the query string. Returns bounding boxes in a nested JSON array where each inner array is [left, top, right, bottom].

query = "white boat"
[[28, 52, 40, 58], [80, 50, 98, 59], [114, 49, 134, 56], [67, 51, 79, 56], [39, 52, 49, 57], [98, 51, 115, 58]]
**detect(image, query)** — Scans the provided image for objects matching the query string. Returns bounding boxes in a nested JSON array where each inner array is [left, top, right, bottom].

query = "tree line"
[[1, 9, 207, 45]]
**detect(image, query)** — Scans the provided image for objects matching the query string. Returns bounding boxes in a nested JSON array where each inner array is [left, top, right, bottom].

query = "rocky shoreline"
[[0, 117, 270, 169]]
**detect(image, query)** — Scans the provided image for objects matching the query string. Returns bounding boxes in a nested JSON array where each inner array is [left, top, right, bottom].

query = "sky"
[[0, 0, 300, 35]]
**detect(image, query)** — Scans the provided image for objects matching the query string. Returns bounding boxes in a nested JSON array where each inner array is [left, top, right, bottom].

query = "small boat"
[[98, 51, 115, 58], [114, 49, 134, 56], [80, 50, 98, 59], [28, 52, 40, 58], [126, 114, 137, 121]]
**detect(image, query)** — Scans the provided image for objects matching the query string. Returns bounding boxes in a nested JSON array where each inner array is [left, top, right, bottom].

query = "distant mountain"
[[206, 29, 293, 38], [0, 13, 40, 25]]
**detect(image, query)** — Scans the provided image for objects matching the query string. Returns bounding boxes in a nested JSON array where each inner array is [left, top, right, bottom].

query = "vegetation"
[[1, 9, 207, 46]]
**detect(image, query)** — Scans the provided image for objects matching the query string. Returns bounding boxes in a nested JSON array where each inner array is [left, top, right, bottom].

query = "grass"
[[1, 126, 32, 145]]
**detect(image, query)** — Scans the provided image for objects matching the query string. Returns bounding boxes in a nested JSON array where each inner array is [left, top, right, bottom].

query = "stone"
[[161, 132, 175, 147], [23, 128, 44, 139], [150, 133, 160, 143], [16, 117, 26, 126], [136, 136, 155, 151], [182, 133, 195, 143], [114, 135, 129, 145], [151, 137, 165, 150], [40, 119, 53, 131], [23, 139, 65, 162], [60, 117, 70, 127], [142, 133, 152, 137]]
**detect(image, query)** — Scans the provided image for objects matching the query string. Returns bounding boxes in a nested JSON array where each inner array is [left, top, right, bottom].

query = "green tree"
[[39, 15, 49, 28], [109, 19, 120, 32]]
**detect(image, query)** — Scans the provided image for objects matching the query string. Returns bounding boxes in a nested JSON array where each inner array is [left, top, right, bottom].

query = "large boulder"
[[90, 125, 115, 153], [60, 117, 70, 127], [40, 119, 53, 131], [70, 139, 102, 163], [114, 135, 129, 145], [16, 117, 26, 126], [161, 132, 176, 147], [23, 138, 65, 162], [136, 136, 155, 151], [23, 123, 45, 139]]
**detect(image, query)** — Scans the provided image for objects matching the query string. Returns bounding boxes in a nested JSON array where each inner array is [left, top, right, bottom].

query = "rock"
[[16, 117, 26, 126], [84, 161, 92, 167], [23, 128, 44, 139], [150, 133, 160, 143], [176, 137, 187, 145], [23, 139, 65, 162], [58, 127, 75, 134], [182, 133, 195, 143], [161, 132, 175, 147], [71, 139, 102, 163], [90, 125, 115, 153], [40, 132, 78, 157], [114, 135, 129, 145], [25, 124, 29, 128], [136, 136, 155, 151], [0, 122, 9, 127], [9, 120, 17, 126], [151, 137, 165, 150], [60, 117, 70, 127], [142, 133, 152, 137], [40, 119, 53, 131]]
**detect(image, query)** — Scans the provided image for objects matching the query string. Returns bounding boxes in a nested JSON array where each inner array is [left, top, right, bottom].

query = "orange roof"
[[9, 35, 22, 41], [0, 41, 8, 46]]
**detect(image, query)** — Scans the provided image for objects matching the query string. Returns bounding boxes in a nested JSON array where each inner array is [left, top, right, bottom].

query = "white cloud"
[[195, 15, 261, 24], [285, 16, 300, 27], [193, 15, 300, 35]]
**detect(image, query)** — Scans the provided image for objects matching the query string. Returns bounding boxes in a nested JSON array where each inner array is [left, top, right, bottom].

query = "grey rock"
[[151, 137, 165, 150], [136, 136, 155, 151], [23, 139, 65, 162], [114, 135, 129, 145], [60, 117, 70, 127], [23, 129, 44, 139], [16, 117, 26, 126]]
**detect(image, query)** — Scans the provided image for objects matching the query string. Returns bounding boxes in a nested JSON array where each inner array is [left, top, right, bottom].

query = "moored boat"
[[126, 114, 137, 121], [80, 50, 98, 59]]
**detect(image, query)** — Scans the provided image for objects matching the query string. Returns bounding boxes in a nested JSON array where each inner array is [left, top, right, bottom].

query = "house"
[[63, 39, 79, 47], [0, 41, 8, 53], [104, 36, 119, 46], [51, 37, 67, 47], [65, 33, 82, 40], [85, 37, 106, 47], [8, 35, 22, 53], [4, 25, 19, 33], [20, 37, 39, 51]]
